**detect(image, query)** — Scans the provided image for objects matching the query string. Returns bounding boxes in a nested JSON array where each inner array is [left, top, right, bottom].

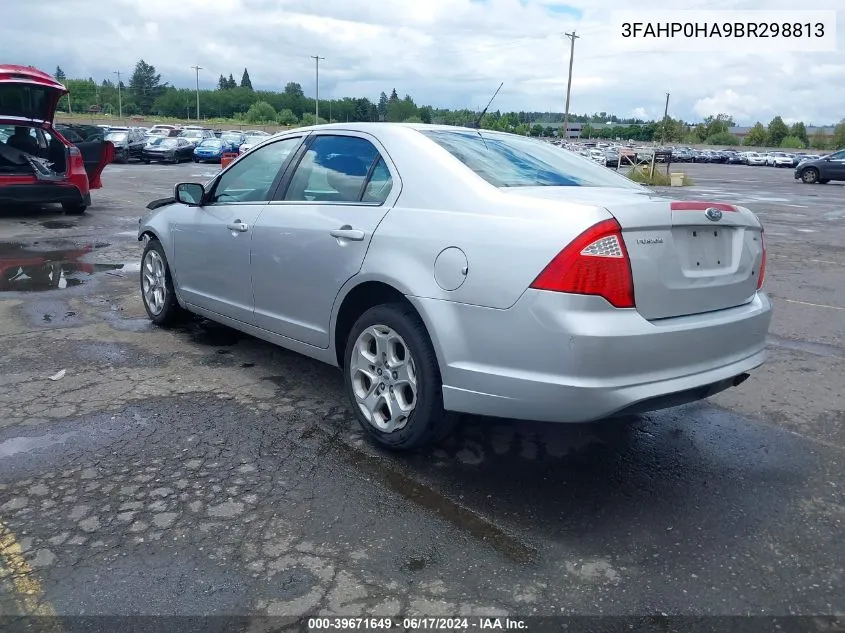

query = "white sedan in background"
[[239, 133, 278, 155], [743, 152, 767, 166]]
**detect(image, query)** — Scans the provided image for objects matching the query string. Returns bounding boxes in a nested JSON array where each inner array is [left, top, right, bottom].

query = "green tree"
[[240, 68, 252, 90], [277, 108, 297, 125], [284, 82, 304, 98], [244, 100, 277, 123], [692, 123, 708, 142], [377, 92, 389, 120], [703, 113, 734, 138], [779, 136, 805, 149], [530, 124, 544, 137], [128, 59, 164, 114], [217, 74, 228, 90], [55, 66, 66, 81], [581, 123, 595, 138], [418, 105, 433, 124], [744, 122, 767, 146], [810, 131, 830, 150], [832, 120, 845, 149], [789, 121, 808, 146], [299, 112, 327, 126], [706, 131, 741, 146], [766, 116, 789, 147], [388, 88, 399, 104]]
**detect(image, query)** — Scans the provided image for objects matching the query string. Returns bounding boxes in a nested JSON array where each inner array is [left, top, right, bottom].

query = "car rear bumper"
[[410, 290, 772, 423], [0, 183, 87, 205]]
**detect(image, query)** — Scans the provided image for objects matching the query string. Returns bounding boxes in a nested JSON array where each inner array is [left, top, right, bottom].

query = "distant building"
[[728, 125, 834, 140]]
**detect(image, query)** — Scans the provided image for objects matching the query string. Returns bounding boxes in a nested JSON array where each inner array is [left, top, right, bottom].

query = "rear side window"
[[284, 135, 382, 203], [421, 130, 641, 189]]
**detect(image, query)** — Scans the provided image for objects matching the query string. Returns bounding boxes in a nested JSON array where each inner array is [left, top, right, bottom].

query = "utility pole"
[[112, 71, 123, 119], [660, 92, 670, 145], [562, 31, 579, 141], [311, 55, 325, 121], [191, 65, 203, 120]]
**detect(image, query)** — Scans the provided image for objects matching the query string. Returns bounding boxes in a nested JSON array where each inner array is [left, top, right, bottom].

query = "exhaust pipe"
[[732, 373, 751, 387]]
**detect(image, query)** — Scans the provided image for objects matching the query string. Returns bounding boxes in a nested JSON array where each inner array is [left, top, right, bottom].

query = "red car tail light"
[[68, 146, 86, 173], [530, 218, 635, 308], [757, 229, 767, 290]]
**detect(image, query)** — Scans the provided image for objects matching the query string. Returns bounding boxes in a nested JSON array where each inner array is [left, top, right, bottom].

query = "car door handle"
[[226, 222, 249, 232], [330, 227, 365, 241]]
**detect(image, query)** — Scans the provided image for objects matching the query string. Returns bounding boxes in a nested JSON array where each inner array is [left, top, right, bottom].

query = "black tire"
[[801, 168, 819, 184], [140, 239, 185, 327], [62, 201, 87, 215], [344, 303, 458, 451]]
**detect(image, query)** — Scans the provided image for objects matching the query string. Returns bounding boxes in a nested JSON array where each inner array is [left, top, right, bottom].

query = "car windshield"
[[221, 135, 240, 144], [200, 139, 223, 148], [106, 132, 127, 142], [181, 130, 202, 138], [149, 138, 177, 147], [421, 130, 641, 188], [244, 135, 265, 144]]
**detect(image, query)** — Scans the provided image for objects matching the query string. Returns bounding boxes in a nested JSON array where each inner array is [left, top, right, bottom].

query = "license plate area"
[[675, 226, 733, 271]]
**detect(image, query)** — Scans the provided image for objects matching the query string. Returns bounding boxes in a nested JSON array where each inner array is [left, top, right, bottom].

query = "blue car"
[[193, 138, 232, 163], [220, 132, 245, 151]]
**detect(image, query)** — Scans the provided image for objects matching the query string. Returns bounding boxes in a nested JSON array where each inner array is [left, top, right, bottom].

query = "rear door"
[[250, 132, 397, 347], [74, 139, 113, 188]]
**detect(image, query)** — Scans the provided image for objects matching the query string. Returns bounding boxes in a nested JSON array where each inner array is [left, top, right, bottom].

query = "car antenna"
[[470, 82, 503, 148]]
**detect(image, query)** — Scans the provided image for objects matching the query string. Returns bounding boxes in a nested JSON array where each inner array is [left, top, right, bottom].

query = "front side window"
[[828, 150, 845, 160], [211, 136, 302, 204], [421, 130, 641, 189], [284, 135, 380, 203]]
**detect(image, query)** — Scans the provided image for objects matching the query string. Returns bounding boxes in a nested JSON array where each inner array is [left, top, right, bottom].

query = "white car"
[[744, 152, 767, 166], [239, 133, 276, 155], [767, 152, 794, 168]]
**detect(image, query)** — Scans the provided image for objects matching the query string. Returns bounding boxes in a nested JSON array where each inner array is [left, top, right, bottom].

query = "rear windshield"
[[200, 139, 223, 148], [421, 130, 641, 188]]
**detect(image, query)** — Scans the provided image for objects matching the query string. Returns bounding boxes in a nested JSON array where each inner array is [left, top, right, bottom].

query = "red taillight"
[[530, 218, 635, 308], [757, 229, 767, 290], [670, 201, 738, 212], [67, 146, 85, 173]]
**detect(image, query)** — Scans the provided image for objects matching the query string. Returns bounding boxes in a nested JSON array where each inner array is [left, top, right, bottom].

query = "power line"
[[191, 65, 203, 120], [562, 31, 579, 139], [311, 55, 325, 121]]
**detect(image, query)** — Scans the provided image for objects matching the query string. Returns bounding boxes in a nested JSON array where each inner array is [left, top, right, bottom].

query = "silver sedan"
[[138, 123, 772, 450]]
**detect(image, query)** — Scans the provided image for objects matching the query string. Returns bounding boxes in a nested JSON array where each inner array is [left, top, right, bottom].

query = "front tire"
[[344, 303, 457, 451], [801, 168, 819, 184], [62, 202, 87, 215], [140, 239, 184, 327]]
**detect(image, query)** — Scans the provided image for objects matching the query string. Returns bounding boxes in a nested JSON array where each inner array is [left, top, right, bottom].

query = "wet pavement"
[[0, 161, 843, 621]]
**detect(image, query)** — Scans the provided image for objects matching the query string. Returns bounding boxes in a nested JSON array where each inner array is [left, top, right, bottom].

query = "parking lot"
[[0, 160, 843, 621]]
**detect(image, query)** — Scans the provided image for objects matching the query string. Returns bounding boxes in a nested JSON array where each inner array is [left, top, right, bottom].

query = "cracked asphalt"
[[0, 161, 843, 622]]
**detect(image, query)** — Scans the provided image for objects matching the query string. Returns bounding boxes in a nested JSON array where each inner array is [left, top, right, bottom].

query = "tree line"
[[53, 61, 844, 150]]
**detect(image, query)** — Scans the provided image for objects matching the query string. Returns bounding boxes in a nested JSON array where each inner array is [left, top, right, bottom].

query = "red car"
[[0, 65, 113, 215]]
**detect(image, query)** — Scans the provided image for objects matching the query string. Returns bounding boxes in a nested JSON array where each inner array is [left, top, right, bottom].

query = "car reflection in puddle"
[[0, 242, 125, 292]]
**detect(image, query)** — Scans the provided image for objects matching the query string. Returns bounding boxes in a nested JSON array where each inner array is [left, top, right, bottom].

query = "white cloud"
[[6, 0, 845, 123]]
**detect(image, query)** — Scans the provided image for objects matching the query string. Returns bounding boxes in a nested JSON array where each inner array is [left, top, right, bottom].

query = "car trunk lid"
[[502, 187, 765, 320], [0, 65, 67, 124]]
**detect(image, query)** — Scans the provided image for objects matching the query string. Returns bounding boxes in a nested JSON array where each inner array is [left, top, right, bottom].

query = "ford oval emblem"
[[705, 207, 723, 222]]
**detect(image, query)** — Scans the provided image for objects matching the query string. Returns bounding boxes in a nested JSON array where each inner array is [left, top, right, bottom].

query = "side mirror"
[[174, 182, 204, 206]]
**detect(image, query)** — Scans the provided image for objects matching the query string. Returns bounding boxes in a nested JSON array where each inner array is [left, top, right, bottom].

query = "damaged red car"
[[0, 65, 113, 215]]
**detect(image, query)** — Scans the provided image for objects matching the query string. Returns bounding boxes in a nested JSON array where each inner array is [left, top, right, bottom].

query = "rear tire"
[[140, 239, 185, 327], [62, 202, 87, 215], [344, 303, 458, 451]]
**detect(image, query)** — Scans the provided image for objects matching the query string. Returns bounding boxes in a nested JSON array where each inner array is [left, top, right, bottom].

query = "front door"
[[251, 133, 397, 348], [172, 135, 305, 323], [825, 150, 845, 180]]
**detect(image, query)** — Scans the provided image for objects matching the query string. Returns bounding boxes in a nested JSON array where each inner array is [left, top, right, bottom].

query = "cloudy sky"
[[7, 0, 845, 124]]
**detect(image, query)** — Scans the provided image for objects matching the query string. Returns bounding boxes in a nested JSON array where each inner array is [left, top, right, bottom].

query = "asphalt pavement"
[[0, 160, 843, 626]]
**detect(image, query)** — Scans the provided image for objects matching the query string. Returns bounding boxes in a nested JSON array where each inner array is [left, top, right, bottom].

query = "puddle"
[[0, 432, 77, 459], [40, 220, 76, 229], [179, 319, 244, 346], [0, 242, 124, 292]]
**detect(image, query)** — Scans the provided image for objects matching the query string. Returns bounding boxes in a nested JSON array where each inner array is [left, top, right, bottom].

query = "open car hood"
[[0, 65, 67, 123]]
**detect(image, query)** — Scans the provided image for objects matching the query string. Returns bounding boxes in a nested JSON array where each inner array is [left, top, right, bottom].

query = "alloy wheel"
[[350, 325, 417, 433], [142, 250, 167, 315]]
